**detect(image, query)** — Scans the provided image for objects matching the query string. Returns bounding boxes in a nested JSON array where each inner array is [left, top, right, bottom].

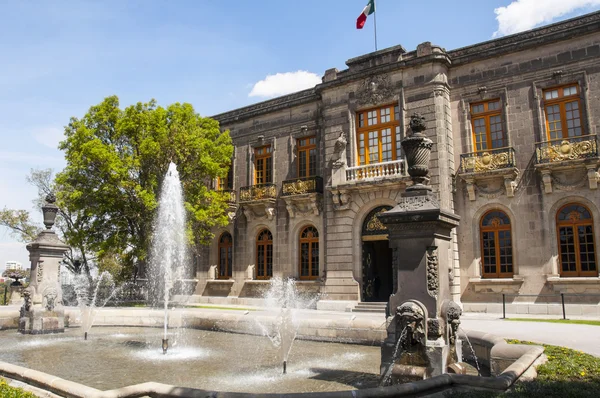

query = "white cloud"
[[493, 0, 600, 37], [249, 71, 321, 98], [32, 126, 65, 149]]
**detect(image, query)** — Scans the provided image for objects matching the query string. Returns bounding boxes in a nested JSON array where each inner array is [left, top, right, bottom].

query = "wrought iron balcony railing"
[[460, 147, 516, 173], [219, 189, 236, 204], [239, 183, 277, 202], [345, 159, 405, 182], [535, 134, 598, 164], [282, 176, 323, 196]]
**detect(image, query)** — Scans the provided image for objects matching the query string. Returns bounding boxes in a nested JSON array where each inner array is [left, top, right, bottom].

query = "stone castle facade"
[[192, 12, 600, 314]]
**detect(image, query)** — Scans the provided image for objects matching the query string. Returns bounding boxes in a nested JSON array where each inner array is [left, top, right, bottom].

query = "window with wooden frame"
[[543, 84, 583, 140], [256, 229, 273, 279], [297, 136, 317, 178], [480, 210, 513, 278], [470, 99, 506, 151], [217, 164, 234, 190], [254, 145, 273, 185], [218, 232, 232, 278], [356, 104, 401, 165], [557, 204, 597, 277], [299, 226, 319, 280]]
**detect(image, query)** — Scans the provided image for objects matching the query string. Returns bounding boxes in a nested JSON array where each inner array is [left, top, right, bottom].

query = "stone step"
[[351, 302, 387, 313], [351, 307, 386, 313]]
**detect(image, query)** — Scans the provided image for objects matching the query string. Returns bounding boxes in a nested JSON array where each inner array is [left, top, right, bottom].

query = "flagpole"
[[373, 0, 378, 51]]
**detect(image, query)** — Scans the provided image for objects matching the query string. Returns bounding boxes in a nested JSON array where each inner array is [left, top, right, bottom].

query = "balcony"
[[345, 159, 405, 182], [219, 189, 237, 205], [534, 135, 599, 193], [282, 176, 323, 218], [239, 183, 277, 221], [458, 147, 519, 201]]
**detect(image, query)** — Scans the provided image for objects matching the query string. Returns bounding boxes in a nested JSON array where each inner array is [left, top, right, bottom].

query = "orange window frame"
[[297, 136, 317, 178], [299, 226, 319, 280], [470, 99, 504, 151], [543, 84, 583, 140], [256, 229, 273, 280], [218, 232, 232, 279], [556, 204, 598, 277], [480, 211, 514, 278], [254, 145, 272, 185], [356, 104, 400, 165]]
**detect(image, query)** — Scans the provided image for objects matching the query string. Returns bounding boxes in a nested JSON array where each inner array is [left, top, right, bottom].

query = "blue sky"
[[2, 0, 600, 273]]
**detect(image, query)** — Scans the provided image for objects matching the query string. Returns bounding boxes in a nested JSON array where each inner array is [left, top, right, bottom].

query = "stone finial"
[[42, 192, 59, 230], [408, 113, 426, 136], [45, 192, 57, 204]]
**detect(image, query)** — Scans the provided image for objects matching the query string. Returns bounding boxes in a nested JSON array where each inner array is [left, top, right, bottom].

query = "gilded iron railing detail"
[[460, 147, 516, 173], [282, 176, 323, 196], [219, 189, 236, 204], [535, 135, 598, 164], [239, 183, 277, 202]]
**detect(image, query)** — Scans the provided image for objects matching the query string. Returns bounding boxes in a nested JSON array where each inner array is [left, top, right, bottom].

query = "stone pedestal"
[[19, 195, 69, 335], [377, 114, 462, 384], [9, 283, 23, 305]]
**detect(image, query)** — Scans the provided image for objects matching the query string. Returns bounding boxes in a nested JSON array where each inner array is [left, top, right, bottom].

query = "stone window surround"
[[248, 136, 277, 187], [347, 90, 404, 169], [532, 71, 592, 142], [459, 87, 511, 154], [252, 224, 276, 280], [290, 220, 324, 281], [208, 227, 235, 281], [288, 125, 320, 179], [544, 194, 600, 280], [469, 203, 522, 283]]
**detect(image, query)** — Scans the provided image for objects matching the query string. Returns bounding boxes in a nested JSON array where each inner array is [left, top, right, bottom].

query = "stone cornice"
[[212, 88, 319, 125], [448, 11, 600, 64]]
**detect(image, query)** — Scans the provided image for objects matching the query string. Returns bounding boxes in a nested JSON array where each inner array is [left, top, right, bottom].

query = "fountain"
[[19, 193, 70, 334], [147, 162, 190, 354], [378, 113, 464, 383], [74, 271, 119, 340]]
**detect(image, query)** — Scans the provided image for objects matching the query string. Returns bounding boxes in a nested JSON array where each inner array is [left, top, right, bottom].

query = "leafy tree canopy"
[[56, 96, 233, 279]]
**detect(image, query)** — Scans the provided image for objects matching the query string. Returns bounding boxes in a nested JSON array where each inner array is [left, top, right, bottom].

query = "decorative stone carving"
[[402, 114, 433, 190], [536, 138, 597, 163], [504, 175, 518, 198], [356, 74, 395, 106], [586, 165, 600, 190], [465, 178, 476, 201], [20, 288, 32, 317], [444, 301, 462, 344], [331, 189, 351, 211], [36, 261, 44, 283], [396, 302, 426, 350], [540, 169, 553, 194], [42, 193, 59, 230], [332, 131, 348, 169], [397, 194, 440, 211], [427, 318, 443, 340], [43, 287, 58, 312], [426, 247, 439, 298]]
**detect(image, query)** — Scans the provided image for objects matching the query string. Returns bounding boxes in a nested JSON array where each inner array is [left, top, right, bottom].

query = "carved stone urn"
[[402, 113, 433, 191], [42, 192, 59, 229]]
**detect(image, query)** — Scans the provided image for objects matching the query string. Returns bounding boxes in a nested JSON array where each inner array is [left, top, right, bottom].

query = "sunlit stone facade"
[[193, 12, 600, 314]]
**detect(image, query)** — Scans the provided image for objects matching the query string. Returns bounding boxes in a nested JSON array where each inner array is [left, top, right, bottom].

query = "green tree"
[[56, 96, 233, 280]]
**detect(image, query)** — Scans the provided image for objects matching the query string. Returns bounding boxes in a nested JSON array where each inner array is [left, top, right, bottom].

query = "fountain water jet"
[[74, 271, 120, 340], [148, 162, 189, 355]]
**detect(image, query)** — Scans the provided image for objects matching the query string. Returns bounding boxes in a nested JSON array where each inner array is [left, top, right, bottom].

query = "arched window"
[[256, 229, 273, 279], [480, 210, 513, 278], [557, 204, 597, 277], [299, 226, 319, 280], [218, 232, 232, 278]]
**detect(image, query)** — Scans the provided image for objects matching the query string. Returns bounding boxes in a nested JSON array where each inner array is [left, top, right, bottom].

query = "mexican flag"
[[356, 0, 375, 29]]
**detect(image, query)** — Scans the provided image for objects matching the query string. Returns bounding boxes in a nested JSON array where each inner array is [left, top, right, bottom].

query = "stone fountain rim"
[[0, 328, 544, 398]]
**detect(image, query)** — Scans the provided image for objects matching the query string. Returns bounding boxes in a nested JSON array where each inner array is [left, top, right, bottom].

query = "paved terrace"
[[1, 305, 599, 356]]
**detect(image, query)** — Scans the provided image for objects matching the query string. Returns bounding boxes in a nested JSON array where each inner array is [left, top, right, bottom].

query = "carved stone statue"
[[43, 287, 58, 312], [332, 131, 347, 168], [396, 301, 426, 351]]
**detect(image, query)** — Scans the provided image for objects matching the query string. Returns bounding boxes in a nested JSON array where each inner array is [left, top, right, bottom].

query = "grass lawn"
[[505, 318, 600, 327], [449, 340, 600, 397]]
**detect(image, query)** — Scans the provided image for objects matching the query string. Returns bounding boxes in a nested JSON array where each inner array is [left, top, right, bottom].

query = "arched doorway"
[[361, 206, 394, 302]]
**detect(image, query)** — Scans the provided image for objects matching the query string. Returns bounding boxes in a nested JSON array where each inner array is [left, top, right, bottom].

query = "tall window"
[[256, 229, 273, 279], [356, 104, 401, 165], [480, 210, 513, 278], [543, 85, 583, 140], [254, 145, 273, 185], [299, 226, 319, 280], [297, 136, 317, 178], [217, 164, 234, 190], [470, 99, 506, 151], [557, 204, 597, 277], [218, 232, 232, 278]]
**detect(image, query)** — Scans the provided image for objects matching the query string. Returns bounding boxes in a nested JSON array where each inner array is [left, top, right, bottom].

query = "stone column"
[[19, 193, 70, 334], [378, 114, 461, 383]]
